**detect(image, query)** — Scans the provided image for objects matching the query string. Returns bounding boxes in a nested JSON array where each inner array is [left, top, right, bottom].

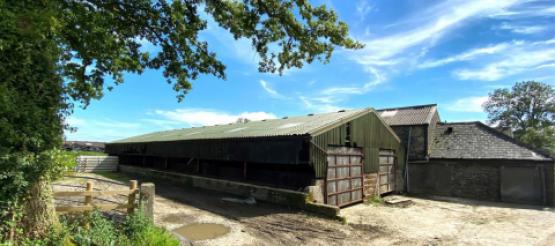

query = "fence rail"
[[54, 180, 138, 214], [74, 156, 118, 172]]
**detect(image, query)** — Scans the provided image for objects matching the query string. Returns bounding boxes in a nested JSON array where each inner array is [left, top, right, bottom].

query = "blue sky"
[[66, 0, 555, 142]]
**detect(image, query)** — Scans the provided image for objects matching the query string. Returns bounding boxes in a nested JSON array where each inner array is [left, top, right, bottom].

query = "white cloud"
[[64, 117, 146, 142], [356, 0, 373, 23], [259, 80, 288, 99], [453, 40, 555, 81], [319, 67, 385, 96], [153, 108, 277, 127], [446, 96, 489, 112], [489, 5, 555, 18], [351, 0, 520, 67], [499, 23, 548, 34], [299, 96, 345, 113], [418, 42, 514, 69]]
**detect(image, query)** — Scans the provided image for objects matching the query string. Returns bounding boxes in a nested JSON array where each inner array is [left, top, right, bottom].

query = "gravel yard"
[[54, 172, 555, 246]]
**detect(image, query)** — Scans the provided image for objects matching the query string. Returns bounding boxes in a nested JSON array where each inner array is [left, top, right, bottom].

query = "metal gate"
[[378, 150, 395, 194], [325, 147, 364, 207]]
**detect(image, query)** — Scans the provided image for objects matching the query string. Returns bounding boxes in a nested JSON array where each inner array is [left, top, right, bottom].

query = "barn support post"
[[164, 157, 168, 170], [243, 161, 247, 179], [140, 182, 155, 221]]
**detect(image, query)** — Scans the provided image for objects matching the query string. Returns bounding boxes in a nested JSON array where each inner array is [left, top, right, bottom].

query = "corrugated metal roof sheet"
[[376, 104, 437, 126], [113, 109, 370, 143], [430, 122, 552, 161]]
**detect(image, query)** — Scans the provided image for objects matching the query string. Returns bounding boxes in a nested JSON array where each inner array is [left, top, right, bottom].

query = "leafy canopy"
[[0, 0, 362, 238], [483, 81, 555, 154], [10, 0, 363, 107]]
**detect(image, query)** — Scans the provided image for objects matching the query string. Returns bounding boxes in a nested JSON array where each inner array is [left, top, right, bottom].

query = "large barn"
[[106, 108, 405, 207], [378, 104, 554, 206]]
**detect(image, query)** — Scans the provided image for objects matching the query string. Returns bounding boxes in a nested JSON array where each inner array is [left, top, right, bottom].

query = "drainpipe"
[[405, 127, 412, 193]]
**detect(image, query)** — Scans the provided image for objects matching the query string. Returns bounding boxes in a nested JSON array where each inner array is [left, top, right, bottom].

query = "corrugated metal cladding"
[[310, 112, 405, 178], [106, 109, 405, 181]]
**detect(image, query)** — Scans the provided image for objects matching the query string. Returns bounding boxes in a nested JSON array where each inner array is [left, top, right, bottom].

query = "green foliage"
[[0, 0, 359, 239], [6, 211, 179, 246], [365, 195, 384, 205], [484, 81, 555, 155], [0, 150, 76, 241]]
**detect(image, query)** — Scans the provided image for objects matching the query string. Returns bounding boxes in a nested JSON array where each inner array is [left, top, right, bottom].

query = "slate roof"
[[377, 104, 437, 126], [113, 109, 371, 143], [430, 122, 552, 161]]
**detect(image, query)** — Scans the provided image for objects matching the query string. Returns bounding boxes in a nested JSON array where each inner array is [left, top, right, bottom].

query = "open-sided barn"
[[106, 108, 405, 207], [378, 104, 554, 206]]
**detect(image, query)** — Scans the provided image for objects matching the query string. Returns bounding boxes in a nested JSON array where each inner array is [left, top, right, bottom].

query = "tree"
[[483, 81, 555, 154], [0, 0, 362, 239]]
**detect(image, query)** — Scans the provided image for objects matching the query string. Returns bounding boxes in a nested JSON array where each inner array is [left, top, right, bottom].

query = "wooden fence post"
[[128, 180, 138, 214], [85, 181, 94, 206], [140, 183, 155, 220], [84, 181, 93, 229]]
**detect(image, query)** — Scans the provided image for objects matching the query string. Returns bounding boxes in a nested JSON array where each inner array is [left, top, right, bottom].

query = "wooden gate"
[[325, 147, 364, 207], [378, 149, 396, 194]]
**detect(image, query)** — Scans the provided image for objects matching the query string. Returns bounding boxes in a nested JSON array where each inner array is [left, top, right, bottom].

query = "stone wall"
[[119, 165, 341, 217], [408, 159, 554, 206], [391, 125, 427, 161]]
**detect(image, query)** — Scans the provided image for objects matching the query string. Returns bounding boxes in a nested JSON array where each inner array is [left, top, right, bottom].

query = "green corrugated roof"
[[112, 109, 371, 143]]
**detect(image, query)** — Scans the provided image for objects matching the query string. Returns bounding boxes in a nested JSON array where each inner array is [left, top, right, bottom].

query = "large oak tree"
[[483, 81, 555, 155], [0, 0, 362, 239]]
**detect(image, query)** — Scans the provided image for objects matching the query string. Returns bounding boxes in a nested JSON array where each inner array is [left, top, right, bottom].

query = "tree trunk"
[[23, 178, 59, 238]]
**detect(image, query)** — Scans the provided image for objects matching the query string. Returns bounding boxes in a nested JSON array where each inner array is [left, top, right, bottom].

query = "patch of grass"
[[365, 195, 384, 205], [16, 210, 180, 246], [94, 171, 131, 183]]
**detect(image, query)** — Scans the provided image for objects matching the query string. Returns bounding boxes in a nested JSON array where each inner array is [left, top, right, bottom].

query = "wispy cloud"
[[351, 0, 520, 67], [319, 67, 385, 96], [355, 0, 373, 23], [499, 23, 548, 34], [453, 39, 555, 81], [259, 80, 288, 99], [153, 108, 277, 127], [299, 96, 345, 113], [446, 96, 488, 112], [418, 42, 514, 69], [65, 117, 146, 142]]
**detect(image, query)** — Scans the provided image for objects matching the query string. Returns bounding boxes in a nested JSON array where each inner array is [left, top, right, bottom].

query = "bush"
[[2, 210, 179, 246]]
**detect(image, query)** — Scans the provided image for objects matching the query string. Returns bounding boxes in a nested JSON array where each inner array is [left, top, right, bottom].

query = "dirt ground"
[[53, 173, 555, 246]]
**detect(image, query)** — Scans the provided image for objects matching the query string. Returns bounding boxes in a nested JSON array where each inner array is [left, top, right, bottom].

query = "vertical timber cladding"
[[310, 110, 404, 203], [325, 146, 364, 207], [378, 150, 396, 194]]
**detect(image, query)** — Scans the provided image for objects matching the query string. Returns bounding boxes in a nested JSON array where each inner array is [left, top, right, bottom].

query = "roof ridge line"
[[376, 103, 437, 111]]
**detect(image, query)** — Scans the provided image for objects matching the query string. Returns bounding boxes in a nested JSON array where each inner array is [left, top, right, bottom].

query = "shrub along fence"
[[53, 180, 155, 219]]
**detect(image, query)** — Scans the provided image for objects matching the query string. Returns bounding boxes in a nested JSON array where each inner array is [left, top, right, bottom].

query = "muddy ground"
[[54, 173, 555, 246]]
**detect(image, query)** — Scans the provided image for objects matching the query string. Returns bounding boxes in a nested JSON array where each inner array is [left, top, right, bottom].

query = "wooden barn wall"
[[105, 137, 308, 165], [310, 112, 405, 178]]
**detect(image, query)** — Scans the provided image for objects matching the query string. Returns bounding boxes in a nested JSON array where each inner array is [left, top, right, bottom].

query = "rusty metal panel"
[[325, 146, 364, 207]]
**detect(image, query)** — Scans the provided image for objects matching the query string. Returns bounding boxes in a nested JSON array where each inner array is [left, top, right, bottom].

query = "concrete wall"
[[119, 165, 341, 218], [408, 159, 554, 206]]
